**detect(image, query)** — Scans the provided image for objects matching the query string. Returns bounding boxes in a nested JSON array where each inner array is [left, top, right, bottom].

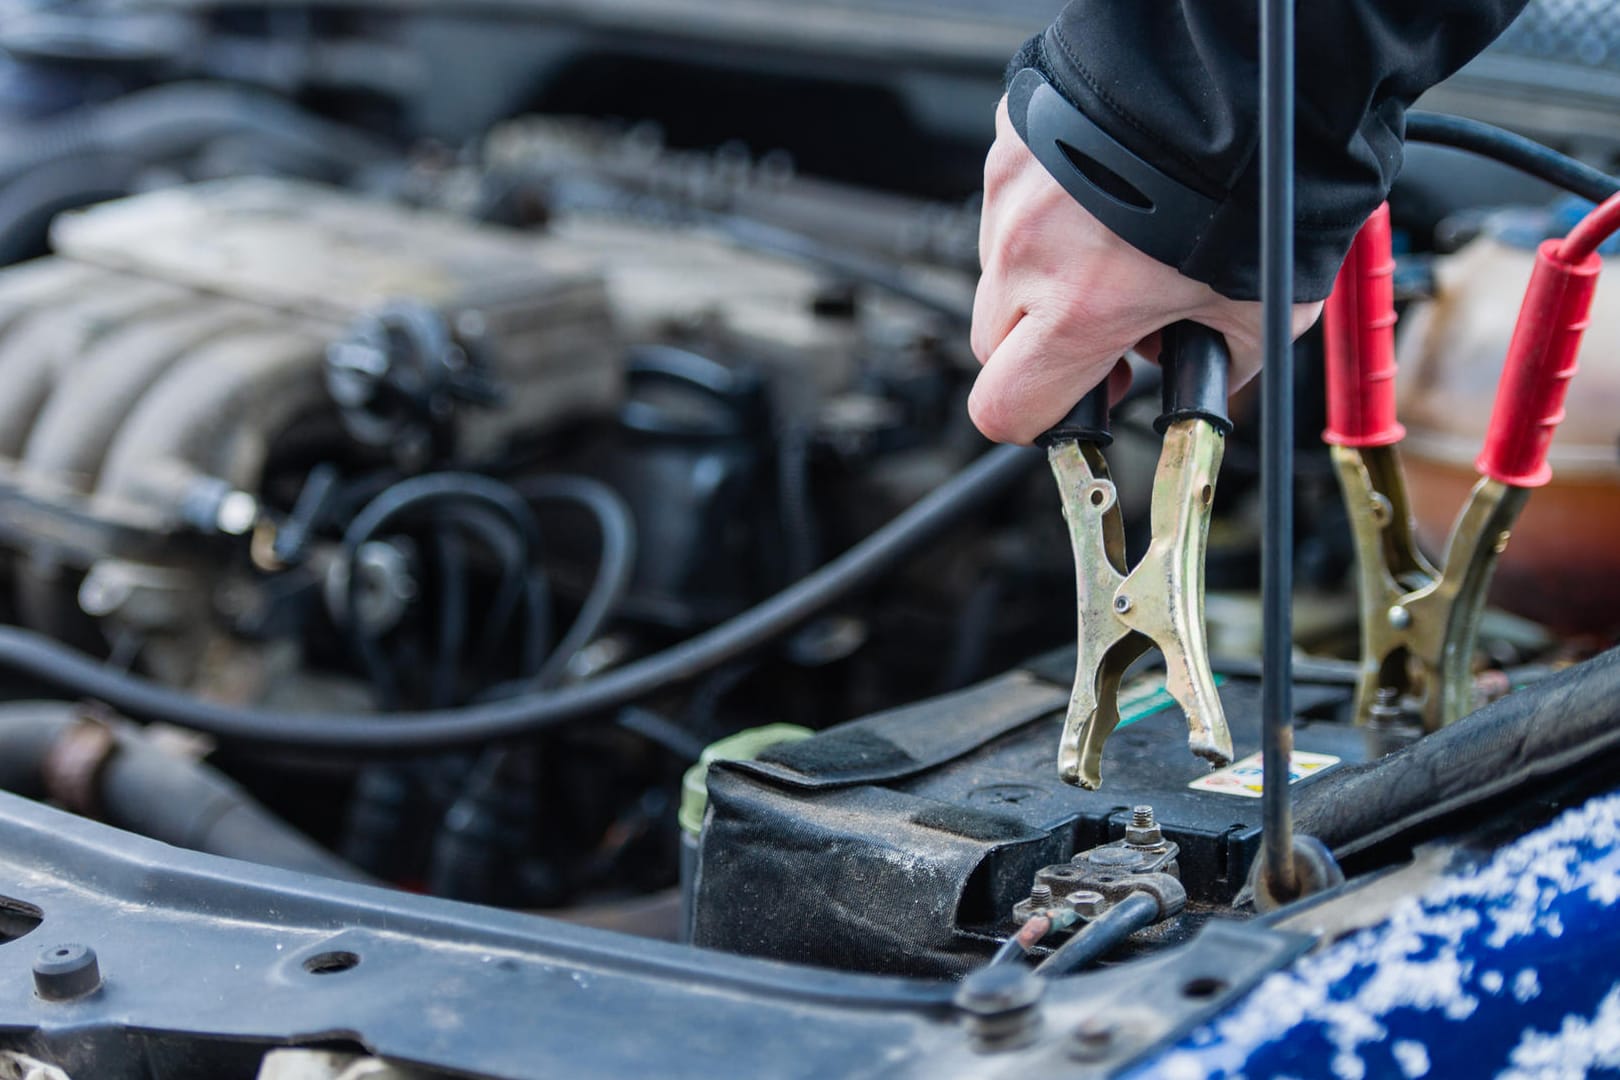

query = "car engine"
[[0, 2, 1616, 1078]]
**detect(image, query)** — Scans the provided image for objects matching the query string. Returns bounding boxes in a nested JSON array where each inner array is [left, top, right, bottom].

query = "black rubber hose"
[[0, 703, 59, 793], [0, 81, 389, 180], [1034, 892, 1160, 977], [1406, 112, 1620, 204], [615, 706, 708, 761], [987, 932, 1033, 968], [432, 476, 640, 844], [340, 474, 551, 706], [0, 83, 391, 264], [429, 524, 469, 709], [514, 475, 638, 690], [0, 444, 1040, 754], [775, 423, 822, 582], [448, 504, 549, 681], [0, 702, 370, 883], [0, 155, 131, 265]]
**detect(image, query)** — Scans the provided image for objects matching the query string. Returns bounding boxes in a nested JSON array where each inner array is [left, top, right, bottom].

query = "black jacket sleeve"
[[1011, 0, 1527, 301]]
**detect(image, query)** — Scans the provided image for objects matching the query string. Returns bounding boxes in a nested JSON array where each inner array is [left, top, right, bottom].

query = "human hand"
[[969, 96, 1322, 445]]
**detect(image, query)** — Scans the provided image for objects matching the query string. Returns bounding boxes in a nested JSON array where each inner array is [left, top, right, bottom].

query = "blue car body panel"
[[1131, 792, 1620, 1079]]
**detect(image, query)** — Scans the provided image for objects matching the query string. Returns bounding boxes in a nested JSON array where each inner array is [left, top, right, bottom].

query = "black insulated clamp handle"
[[1155, 322, 1233, 435], [1035, 383, 1112, 449]]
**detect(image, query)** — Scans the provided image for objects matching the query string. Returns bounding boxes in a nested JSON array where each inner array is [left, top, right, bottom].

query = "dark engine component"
[[0, 151, 1007, 910], [0, 178, 619, 692], [690, 655, 1364, 977], [0, 1, 1611, 1077]]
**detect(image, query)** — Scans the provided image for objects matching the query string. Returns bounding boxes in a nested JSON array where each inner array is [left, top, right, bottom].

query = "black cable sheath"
[[987, 933, 1030, 968], [340, 475, 550, 706], [514, 475, 638, 691], [1034, 892, 1159, 977], [429, 525, 469, 709], [451, 505, 537, 674], [615, 706, 708, 761], [1259, 0, 1298, 899], [0, 445, 1039, 753], [1405, 112, 1620, 204], [450, 508, 531, 667]]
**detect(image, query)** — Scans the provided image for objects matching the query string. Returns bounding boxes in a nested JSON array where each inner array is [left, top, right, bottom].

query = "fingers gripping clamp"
[[1045, 323, 1234, 789]]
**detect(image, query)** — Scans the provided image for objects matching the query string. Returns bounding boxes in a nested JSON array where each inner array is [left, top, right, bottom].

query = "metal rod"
[[1259, 0, 1298, 899]]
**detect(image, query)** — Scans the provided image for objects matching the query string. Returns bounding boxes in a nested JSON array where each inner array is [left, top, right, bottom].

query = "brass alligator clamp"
[[1044, 322, 1236, 789], [1325, 202, 1600, 733]]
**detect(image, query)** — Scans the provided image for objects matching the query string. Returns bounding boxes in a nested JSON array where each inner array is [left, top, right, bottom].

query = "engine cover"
[[0, 178, 620, 685]]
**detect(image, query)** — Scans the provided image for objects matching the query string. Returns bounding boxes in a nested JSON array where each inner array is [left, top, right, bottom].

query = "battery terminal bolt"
[[1125, 805, 1163, 847]]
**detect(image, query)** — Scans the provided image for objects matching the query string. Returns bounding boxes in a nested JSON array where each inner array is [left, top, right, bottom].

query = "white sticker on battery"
[[1187, 750, 1340, 797]]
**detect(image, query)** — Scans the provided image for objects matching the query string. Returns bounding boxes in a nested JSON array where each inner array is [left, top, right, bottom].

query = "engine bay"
[[0, 2, 1617, 1078]]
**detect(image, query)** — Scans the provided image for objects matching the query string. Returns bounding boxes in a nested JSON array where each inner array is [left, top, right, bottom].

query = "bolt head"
[[1387, 604, 1413, 630], [955, 964, 1044, 1016], [33, 944, 100, 1001], [1113, 594, 1132, 614], [1068, 1015, 1119, 1062]]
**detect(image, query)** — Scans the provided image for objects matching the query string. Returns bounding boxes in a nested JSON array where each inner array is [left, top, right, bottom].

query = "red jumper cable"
[[1324, 195, 1618, 733]]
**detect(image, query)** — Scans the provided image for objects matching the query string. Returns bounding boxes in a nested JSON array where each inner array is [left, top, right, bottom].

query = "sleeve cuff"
[[1004, 34, 1359, 303]]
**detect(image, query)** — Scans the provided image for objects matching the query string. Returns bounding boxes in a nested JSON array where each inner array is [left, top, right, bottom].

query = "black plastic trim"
[[1156, 322, 1233, 435], [1034, 384, 1112, 449]]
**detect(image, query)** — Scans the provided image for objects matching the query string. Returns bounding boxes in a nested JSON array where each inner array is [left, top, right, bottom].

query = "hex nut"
[[1067, 889, 1107, 918], [1124, 821, 1165, 847]]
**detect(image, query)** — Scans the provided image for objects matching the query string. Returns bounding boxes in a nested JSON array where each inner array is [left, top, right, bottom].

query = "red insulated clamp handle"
[[1323, 203, 1405, 448], [1476, 240, 1601, 488]]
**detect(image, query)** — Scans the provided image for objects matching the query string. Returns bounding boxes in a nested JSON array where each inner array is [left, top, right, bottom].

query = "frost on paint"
[[1497, 985, 1620, 1080], [1391, 1039, 1430, 1079], [1136, 792, 1620, 1080]]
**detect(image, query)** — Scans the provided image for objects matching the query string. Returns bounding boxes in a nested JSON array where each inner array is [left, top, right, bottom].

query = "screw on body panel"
[[955, 965, 1044, 1052], [1068, 1015, 1119, 1063], [33, 944, 100, 1001]]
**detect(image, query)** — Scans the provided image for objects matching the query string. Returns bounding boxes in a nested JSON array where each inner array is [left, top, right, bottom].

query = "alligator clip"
[[1045, 322, 1235, 789], [1325, 202, 1600, 732]]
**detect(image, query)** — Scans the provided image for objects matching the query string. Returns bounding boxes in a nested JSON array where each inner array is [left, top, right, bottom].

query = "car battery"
[[690, 651, 1365, 977]]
